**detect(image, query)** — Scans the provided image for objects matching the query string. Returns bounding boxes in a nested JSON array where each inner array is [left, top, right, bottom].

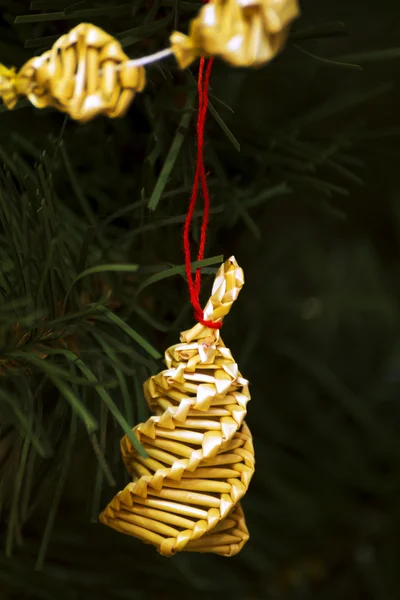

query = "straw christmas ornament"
[[0, 24, 146, 122], [171, 0, 301, 68], [0, 0, 300, 121], [100, 257, 255, 556]]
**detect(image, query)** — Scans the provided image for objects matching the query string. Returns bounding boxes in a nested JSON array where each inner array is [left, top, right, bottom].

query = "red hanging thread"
[[183, 56, 221, 329]]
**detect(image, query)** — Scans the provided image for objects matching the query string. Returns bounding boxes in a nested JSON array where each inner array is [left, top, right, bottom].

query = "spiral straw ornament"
[[100, 257, 255, 556]]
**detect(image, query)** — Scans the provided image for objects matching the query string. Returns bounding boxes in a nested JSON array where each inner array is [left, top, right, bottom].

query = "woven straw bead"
[[1, 23, 145, 122], [171, 0, 300, 68]]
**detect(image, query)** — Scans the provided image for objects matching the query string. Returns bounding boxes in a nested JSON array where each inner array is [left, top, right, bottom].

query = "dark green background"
[[1, 1, 400, 598]]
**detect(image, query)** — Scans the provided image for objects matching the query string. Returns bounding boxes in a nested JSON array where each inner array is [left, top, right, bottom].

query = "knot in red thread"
[[194, 308, 222, 330]]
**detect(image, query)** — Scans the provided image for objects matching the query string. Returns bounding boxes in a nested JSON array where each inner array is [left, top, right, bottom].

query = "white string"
[[117, 47, 174, 70]]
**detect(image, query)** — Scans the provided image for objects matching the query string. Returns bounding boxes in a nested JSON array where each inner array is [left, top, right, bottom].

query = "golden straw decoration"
[[171, 0, 300, 68], [0, 23, 146, 122], [100, 256, 255, 556], [0, 3, 300, 119]]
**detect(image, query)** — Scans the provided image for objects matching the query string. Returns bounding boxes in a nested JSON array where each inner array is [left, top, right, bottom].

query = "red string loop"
[[183, 57, 221, 330]]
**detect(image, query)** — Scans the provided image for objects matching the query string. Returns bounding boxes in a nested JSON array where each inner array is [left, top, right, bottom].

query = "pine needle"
[[133, 255, 224, 298], [35, 412, 78, 570], [95, 305, 161, 361], [147, 94, 196, 211]]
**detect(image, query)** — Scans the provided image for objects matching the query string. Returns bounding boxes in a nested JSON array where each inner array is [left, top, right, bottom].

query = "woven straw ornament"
[[0, 23, 145, 122], [100, 257, 255, 556], [171, 0, 300, 68]]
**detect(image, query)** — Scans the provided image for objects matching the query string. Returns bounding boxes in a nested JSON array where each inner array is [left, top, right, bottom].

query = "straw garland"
[[0, 0, 300, 121]]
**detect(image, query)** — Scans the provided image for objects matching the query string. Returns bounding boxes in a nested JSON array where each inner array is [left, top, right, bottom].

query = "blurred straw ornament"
[[100, 257, 255, 556], [0, 23, 146, 122], [170, 0, 301, 68]]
